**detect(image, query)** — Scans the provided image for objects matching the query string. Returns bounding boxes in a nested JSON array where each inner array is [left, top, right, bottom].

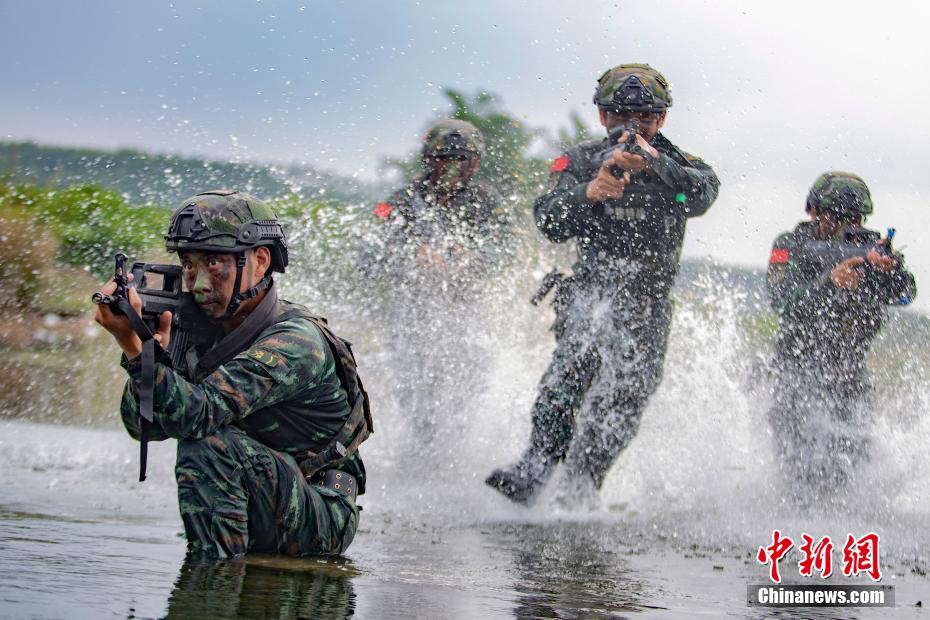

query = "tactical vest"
[[182, 293, 372, 478], [282, 308, 374, 477], [563, 134, 696, 294]]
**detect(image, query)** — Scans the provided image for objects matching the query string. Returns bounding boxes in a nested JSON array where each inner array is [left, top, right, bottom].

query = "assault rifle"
[[92, 252, 212, 481], [592, 120, 643, 179], [796, 226, 897, 277], [92, 252, 211, 369]]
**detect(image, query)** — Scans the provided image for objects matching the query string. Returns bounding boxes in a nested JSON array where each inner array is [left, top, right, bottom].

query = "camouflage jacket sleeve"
[[119, 318, 334, 441], [870, 253, 918, 305], [355, 192, 411, 279], [767, 231, 829, 319], [372, 192, 407, 241], [766, 231, 918, 317], [648, 149, 720, 218], [533, 150, 596, 243], [119, 375, 169, 442]]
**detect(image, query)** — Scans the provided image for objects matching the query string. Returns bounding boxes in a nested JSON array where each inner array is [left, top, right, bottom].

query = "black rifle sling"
[[113, 295, 159, 481]]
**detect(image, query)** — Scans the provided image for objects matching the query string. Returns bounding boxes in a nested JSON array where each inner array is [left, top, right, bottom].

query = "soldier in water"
[[766, 172, 916, 496], [95, 190, 371, 557], [486, 64, 719, 504], [365, 120, 511, 443]]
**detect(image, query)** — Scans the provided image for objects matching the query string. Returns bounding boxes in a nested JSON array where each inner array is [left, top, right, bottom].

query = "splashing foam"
[[3, 201, 922, 570], [283, 204, 930, 567]]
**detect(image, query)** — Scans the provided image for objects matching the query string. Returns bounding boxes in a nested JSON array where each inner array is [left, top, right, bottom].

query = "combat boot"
[[485, 449, 557, 505]]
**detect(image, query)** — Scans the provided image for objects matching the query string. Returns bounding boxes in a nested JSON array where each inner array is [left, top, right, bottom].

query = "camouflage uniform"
[[371, 119, 511, 293], [119, 191, 365, 558], [766, 173, 916, 491], [367, 120, 511, 439], [487, 65, 719, 502]]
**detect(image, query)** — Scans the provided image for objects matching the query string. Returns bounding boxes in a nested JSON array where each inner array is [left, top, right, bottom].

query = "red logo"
[[374, 202, 393, 219], [550, 155, 569, 173], [757, 530, 883, 583], [757, 530, 794, 584], [798, 534, 834, 578], [842, 533, 882, 581], [769, 248, 789, 264]]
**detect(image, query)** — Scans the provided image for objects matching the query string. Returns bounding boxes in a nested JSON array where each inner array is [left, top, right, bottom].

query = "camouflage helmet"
[[421, 119, 484, 160], [165, 190, 288, 272], [593, 63, 672, 113], [806, 172, 873, 218]]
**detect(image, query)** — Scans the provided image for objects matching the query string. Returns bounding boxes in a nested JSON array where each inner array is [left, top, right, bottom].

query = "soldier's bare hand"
[[831, 256, 865, 289], [586, 163, 631, 203], [635, 133, 659, 159], [94, 276, 171, 358], [94, 275, 143, 358], [612, 133, 658, 174], [866, 249, 897, 273], [153, 310, 172, 350]]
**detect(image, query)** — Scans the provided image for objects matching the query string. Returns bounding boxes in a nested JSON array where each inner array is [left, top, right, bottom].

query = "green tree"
[[553, 110, 595, 153], [0, 182, 168, 280], [0, 199, 58, 308], [42, 185, 168, 277], [382, 90, 604, 214], [383, 89, 550, 203]]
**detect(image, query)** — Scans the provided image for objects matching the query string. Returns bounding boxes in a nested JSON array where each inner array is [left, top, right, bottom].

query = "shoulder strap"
[[285, 311, 374, 477], [193, 283, 281, 381]]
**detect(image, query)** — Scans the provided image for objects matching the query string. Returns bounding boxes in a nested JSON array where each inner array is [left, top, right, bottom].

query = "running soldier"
[[486, 64, 719, 504]]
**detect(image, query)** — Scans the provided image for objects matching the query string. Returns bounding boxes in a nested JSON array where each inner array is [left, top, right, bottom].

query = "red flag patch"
[[550, 155, 569, 173], [769, 248, 789, 264], [374, 202, 393, 219]]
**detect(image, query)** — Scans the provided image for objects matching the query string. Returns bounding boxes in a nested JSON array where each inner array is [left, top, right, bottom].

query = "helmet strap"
[[213, 253, 273, 323]]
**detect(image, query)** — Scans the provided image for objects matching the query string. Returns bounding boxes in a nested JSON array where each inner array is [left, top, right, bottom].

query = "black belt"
[[311, 469, 357, 502]]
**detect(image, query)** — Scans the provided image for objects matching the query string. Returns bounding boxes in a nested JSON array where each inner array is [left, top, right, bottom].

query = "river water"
[[1, 265, 928, 618]]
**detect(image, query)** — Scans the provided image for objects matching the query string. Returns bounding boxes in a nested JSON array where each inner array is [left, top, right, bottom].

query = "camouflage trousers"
[[175, 426, 359, 558], [522, 290, 673, 491]]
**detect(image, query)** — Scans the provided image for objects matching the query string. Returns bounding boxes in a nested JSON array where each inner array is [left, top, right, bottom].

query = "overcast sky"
[[3, 0, 929, 311]]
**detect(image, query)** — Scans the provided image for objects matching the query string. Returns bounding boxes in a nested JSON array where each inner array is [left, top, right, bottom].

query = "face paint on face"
[[179, 251, 237, 319]]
